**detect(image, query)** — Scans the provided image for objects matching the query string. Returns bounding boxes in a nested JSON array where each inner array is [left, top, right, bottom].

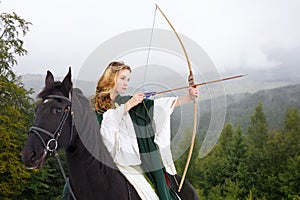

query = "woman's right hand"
[[124, 93, 145, 113], [129, 93, 145, 107]]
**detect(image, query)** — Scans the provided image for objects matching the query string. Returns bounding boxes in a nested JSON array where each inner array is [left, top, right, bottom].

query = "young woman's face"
[[114, 69, 131, 94]]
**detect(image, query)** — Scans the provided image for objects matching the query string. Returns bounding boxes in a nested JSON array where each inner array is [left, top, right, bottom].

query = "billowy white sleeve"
[[99, 105, 125, 161], [153, 97, 178, 175], [99, 105, 141, 166]]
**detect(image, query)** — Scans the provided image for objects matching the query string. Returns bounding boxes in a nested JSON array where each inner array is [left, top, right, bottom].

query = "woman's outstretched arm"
[[174, 87, 199, 107]]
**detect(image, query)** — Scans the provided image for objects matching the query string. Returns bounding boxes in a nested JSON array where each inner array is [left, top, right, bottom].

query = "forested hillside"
[[175, 103, 300, 199], [226, 84, 300, 131], [198, 84, 300, 133]]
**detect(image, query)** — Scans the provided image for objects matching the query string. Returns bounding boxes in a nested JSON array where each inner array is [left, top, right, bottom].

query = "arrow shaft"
[[145, 74, 246, 97]]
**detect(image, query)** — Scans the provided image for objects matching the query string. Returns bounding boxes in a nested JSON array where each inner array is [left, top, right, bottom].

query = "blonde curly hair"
[[92, 61, 131, 113]]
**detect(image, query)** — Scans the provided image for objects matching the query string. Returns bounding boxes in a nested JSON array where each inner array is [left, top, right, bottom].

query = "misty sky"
[[2, 0, 300, 78]]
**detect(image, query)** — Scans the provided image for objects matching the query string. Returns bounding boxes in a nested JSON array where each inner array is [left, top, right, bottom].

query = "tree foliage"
[[0, 11, 33, 199], [0, 10, 68, 199], [175, 103, 300, 200]]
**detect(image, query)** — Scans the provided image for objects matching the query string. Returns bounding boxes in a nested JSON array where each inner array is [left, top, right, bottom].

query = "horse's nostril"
[[30, 151, 37, 161]]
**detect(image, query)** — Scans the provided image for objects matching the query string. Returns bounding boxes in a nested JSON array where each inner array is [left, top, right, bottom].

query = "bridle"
[[28, 94, 77, 200]]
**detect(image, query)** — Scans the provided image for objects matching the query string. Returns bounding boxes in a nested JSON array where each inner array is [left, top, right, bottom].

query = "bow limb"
[[155, 4, 197, 192]]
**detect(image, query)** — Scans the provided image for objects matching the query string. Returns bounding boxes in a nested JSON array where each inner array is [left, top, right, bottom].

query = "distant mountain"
[[21, 64, 300, 99], [21, 74, 47, 99], [225, 84, 300, 131]]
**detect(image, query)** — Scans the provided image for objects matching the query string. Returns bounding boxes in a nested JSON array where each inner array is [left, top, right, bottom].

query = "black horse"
[[22, 68, 200, 200]]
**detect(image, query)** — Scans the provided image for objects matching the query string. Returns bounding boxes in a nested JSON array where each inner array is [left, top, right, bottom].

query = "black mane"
[[37, 81, 66, 98], [71, 88, 116, 168]]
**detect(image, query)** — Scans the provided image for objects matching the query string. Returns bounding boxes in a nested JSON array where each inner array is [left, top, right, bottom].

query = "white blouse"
[[100, 97, 177, 175]]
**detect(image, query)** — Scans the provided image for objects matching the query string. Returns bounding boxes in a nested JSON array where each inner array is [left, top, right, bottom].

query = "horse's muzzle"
[[22, 137, 48, 169]]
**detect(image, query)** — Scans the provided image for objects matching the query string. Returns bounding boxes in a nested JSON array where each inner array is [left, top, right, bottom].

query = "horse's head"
[[22, 68, 74, 169]]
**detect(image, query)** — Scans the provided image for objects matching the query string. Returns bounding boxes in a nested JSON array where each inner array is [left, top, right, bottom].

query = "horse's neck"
[[65, 134, 123, 198], [68, 90, 118, 181], [66, 133, 117, 175]]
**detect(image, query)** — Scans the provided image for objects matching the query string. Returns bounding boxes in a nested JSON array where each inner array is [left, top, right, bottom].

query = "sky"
[[1, 0, 300, 79]]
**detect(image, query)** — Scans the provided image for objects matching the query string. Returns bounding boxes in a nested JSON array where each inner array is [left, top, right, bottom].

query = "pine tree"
[[227, 124, 249, 198], [246, 102, 269, 199], [284, 107, 300, 133], [279, 107, 300, 198], [247, 102, 268, 148], [218, 123, 234, 156]]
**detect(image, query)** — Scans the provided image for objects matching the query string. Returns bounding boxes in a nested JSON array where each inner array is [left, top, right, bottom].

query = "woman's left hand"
[[188, 87, 199, 100]]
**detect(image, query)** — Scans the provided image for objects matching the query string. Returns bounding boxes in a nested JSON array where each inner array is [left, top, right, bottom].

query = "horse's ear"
[[45, 71, 54, 88], [62, 67, 73, 92]]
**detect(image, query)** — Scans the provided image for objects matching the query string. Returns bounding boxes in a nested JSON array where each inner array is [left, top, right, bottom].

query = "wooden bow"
[[155, 4, 197, 192]]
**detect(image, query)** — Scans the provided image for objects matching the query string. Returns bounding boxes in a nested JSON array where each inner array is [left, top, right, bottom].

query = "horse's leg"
[[167, 173, 200, 200]]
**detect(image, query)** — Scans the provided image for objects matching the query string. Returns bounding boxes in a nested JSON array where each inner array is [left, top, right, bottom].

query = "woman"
[[92, 61, 198, 200]]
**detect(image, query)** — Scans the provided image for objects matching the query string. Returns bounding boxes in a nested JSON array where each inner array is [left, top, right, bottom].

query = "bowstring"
[[142, 5, 157, 129], [142, 5, 158, 93]]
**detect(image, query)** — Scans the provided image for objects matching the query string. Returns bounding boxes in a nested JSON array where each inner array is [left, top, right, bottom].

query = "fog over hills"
[[21, 61, 300, 100]]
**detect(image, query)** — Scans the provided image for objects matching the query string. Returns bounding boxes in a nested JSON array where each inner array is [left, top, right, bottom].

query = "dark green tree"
[[279, 108, 300, 198], [0, 12, 33, 199], [218, 123, 234, 156], [0, 11, 66, 199], [247, 102, 268, 148], [260, 108, 300, 199], [196, 123, 235, 199], [246, 102, 269, 199], [226, 124, 249, 198]]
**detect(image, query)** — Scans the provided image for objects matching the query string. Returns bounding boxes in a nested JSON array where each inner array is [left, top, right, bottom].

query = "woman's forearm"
[[175, 95, 193, 107], [174, 87, 198, 107]]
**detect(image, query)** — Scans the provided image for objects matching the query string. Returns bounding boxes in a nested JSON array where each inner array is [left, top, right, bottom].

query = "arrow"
[[144, 74, 247, 98]]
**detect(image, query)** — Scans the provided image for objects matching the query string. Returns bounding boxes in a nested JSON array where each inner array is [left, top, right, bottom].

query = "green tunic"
[[96, 95, 179, 200]]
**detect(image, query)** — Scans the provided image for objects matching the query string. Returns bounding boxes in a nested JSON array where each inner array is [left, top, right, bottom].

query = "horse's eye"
[[54, 108, 63, 114]]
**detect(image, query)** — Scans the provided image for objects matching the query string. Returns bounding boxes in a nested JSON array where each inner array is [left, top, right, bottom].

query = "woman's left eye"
[[54, 108, 62, 114]]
